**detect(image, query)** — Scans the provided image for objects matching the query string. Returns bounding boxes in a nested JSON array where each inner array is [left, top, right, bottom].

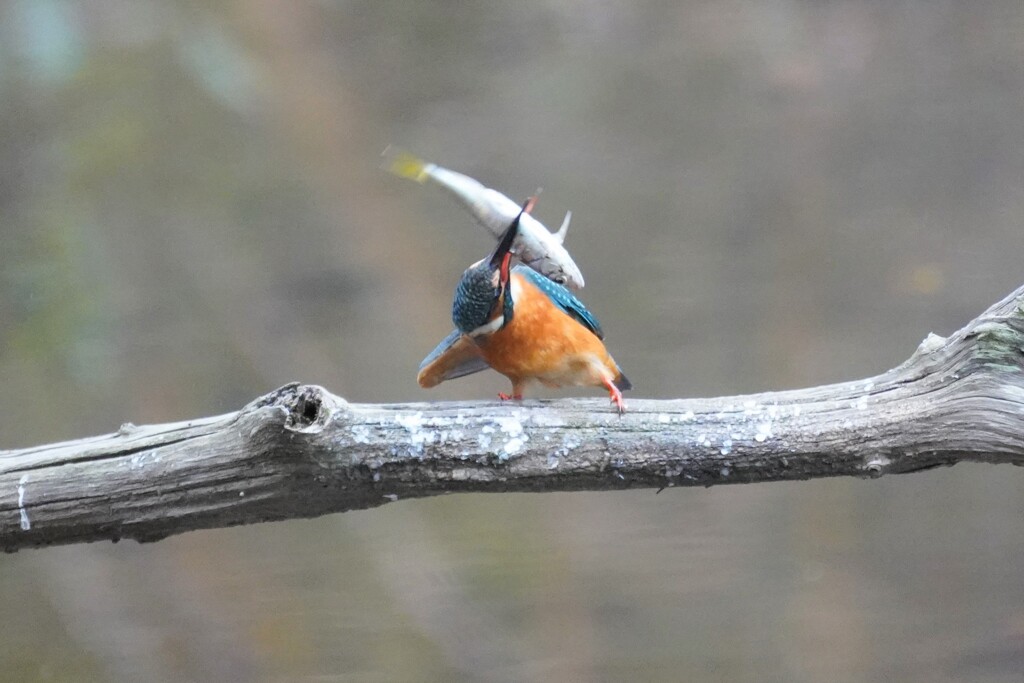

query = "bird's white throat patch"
[[467, 275, 522, 337]]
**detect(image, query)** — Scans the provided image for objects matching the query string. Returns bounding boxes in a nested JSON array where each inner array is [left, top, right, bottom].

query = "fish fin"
[[417, 330, 490, 387], [555, 210, 571, 243], [524, 191, 540, 215], [514, 265, 604, 339], [382, 146, 432, 183], [524, 188, 542, 214]]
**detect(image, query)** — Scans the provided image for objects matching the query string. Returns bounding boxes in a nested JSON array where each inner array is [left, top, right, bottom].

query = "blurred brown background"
[[2, 1, 1024, 681]]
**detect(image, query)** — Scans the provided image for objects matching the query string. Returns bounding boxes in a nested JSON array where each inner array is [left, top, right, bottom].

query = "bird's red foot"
[[602, 377, 626, 414], [498, 392, 524, 401]]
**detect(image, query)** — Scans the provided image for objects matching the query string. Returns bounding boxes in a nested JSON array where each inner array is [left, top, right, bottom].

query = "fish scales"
[[384, 148, 585, 290]]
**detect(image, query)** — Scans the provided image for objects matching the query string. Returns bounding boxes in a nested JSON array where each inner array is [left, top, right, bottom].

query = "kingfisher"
[[417, 203, 631, 412]]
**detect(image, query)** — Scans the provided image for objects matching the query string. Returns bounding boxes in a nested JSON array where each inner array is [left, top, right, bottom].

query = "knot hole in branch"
[[298, 393, 320, 423], [272, 384, 342, 433], [288, 387, 323, 431]]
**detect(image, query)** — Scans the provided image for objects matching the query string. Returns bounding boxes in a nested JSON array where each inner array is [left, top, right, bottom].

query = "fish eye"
[[553, 275, 566, 284]]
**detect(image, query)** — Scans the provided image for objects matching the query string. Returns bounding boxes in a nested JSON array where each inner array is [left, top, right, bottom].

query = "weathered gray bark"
[[3, 284, 1024, 552]]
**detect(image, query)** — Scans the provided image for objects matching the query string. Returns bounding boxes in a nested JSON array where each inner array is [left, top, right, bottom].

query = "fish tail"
[[382, 146, 431, 183]]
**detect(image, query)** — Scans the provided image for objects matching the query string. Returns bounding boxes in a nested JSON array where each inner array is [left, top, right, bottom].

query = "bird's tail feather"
[[614, 371, 632, 391]]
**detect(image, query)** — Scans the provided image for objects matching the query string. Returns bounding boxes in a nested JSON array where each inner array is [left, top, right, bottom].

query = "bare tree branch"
[[3, 284, 1024, 552]]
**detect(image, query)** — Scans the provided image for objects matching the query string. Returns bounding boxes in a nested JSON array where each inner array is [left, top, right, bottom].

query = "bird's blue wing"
[[417, 329, 490, 387], [514, 265, 604, 339]]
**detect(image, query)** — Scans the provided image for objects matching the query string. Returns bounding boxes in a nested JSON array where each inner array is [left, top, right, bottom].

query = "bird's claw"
[[602, 377, 627, 414]]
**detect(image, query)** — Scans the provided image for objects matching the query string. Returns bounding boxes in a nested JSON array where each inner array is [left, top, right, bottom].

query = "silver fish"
[[383, 147, 585, 290]]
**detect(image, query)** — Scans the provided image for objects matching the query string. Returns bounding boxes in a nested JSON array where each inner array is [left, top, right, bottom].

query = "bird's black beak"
[[488, 202, 525, 269], [488, 199, 528, 286]]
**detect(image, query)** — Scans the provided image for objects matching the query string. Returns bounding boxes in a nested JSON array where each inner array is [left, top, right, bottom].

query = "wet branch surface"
[[4, 285, 1024, 552]]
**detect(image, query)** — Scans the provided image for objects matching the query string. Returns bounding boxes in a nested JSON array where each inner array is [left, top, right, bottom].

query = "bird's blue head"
[[451, 204, 523, 336]]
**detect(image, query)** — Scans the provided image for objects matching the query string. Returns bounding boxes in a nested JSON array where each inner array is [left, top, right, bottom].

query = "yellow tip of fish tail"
[[382, 146, 430, 183]]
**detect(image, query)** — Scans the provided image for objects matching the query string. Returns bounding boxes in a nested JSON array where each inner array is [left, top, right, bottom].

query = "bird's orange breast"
[[477, 274, 619, 388]]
